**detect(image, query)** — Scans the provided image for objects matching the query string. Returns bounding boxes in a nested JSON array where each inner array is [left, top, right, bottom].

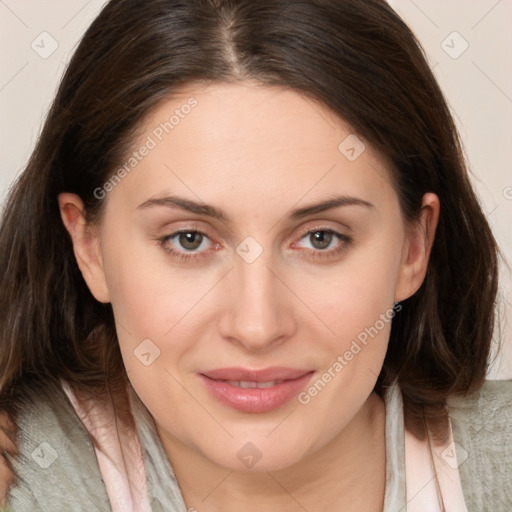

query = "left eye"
[[296, 229, 342, 251]]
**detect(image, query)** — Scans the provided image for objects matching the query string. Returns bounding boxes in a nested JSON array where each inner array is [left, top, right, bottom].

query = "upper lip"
[[201, 367, 312, 382]]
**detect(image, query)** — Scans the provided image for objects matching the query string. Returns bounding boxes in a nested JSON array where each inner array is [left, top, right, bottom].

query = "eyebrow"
[[137, 194, 374, 223]]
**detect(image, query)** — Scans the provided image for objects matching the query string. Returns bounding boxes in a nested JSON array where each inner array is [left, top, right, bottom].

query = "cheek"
[[292, 259, 399, 448], [309, 232, 402, 340], [99, 225, 215, 391], [297, 230, 403, 398], [102, 242, 212, 432], [101, 222, 209, 334]]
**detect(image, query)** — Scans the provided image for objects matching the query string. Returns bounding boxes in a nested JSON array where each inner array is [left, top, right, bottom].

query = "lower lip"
[[199, 372, 315, 413]]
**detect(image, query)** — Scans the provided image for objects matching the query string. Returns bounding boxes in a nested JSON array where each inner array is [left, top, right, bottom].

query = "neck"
[[158, 393, 387, 512]]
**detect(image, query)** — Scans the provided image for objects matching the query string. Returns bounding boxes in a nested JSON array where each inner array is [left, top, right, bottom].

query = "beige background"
[[1, 0, 511, 378]]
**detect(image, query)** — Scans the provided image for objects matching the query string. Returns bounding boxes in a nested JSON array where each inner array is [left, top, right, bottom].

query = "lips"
[[199, 367, 314, 413]]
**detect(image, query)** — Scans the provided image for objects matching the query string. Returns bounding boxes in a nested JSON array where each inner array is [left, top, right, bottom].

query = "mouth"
[[199, 367, 315, 413]]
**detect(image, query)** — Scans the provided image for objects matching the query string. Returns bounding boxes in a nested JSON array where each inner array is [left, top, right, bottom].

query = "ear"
[[394, 192, 440, 303], [58, 193, 110, 303]]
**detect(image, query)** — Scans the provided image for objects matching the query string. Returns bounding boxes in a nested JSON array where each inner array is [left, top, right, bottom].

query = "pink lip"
[[199, 366, 315, 413]]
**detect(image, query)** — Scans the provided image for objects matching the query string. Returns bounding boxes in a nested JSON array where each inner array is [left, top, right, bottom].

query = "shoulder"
[[447, 379, 512, 511], [1, 378, 109, 511]]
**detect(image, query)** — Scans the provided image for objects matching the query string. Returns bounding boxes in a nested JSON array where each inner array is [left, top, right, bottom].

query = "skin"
[[59, 81, 439, 511]]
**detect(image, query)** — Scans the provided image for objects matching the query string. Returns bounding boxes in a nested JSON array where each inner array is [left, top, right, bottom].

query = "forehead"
[[106, 81, 397, 216], [140, 80, 359, 153]]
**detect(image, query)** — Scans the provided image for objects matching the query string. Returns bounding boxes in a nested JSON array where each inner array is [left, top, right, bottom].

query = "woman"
[[0, 0, 510, 510]]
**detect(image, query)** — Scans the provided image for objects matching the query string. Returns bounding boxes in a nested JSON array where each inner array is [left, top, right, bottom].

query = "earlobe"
[[394, 193, 440, 303], [58, 193, 110, 303]]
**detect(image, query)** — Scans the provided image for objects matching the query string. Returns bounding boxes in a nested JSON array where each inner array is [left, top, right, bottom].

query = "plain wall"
[[1, 0, 511, 378]]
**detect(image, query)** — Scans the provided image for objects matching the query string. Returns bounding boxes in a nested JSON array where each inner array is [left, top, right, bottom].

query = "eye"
[[299, 230, 336, 250], [159, 229, 215, 262], [292, 227, 352, 261], [172, 231, 209, 251]]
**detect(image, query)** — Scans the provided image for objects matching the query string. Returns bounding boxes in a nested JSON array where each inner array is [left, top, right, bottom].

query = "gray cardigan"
[[3, 379, 512, 511]]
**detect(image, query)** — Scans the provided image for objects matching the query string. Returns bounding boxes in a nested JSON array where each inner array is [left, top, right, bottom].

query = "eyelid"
[[294, 222, 349, 239], [161, 220, 348, 245]]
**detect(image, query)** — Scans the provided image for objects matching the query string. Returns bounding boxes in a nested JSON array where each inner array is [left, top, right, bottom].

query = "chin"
[[199, 435, 312, 473]]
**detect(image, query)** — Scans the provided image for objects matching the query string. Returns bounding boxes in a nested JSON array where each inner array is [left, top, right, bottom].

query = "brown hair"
[[0, 0, 501, 440]]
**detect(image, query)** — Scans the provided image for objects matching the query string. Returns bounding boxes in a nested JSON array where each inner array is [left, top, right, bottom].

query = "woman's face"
[[63, 81, 436, 472]]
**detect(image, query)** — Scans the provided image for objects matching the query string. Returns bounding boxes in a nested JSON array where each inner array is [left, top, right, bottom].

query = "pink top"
[[61, 381, 468, 511], [404, 415, 468, 511], [61, 381, 152, 512]]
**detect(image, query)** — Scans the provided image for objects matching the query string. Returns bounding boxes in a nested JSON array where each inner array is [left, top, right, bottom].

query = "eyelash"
[[158, 226, 352, 263]]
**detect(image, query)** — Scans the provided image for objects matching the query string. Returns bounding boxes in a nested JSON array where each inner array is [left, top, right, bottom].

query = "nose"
[[218, 252, 297, 352]]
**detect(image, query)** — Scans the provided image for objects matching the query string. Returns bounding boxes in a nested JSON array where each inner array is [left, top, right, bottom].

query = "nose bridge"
[[220, 241, 294, 350]]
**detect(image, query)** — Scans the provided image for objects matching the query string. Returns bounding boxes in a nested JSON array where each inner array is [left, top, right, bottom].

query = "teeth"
[[226, 380, 283, 389]]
